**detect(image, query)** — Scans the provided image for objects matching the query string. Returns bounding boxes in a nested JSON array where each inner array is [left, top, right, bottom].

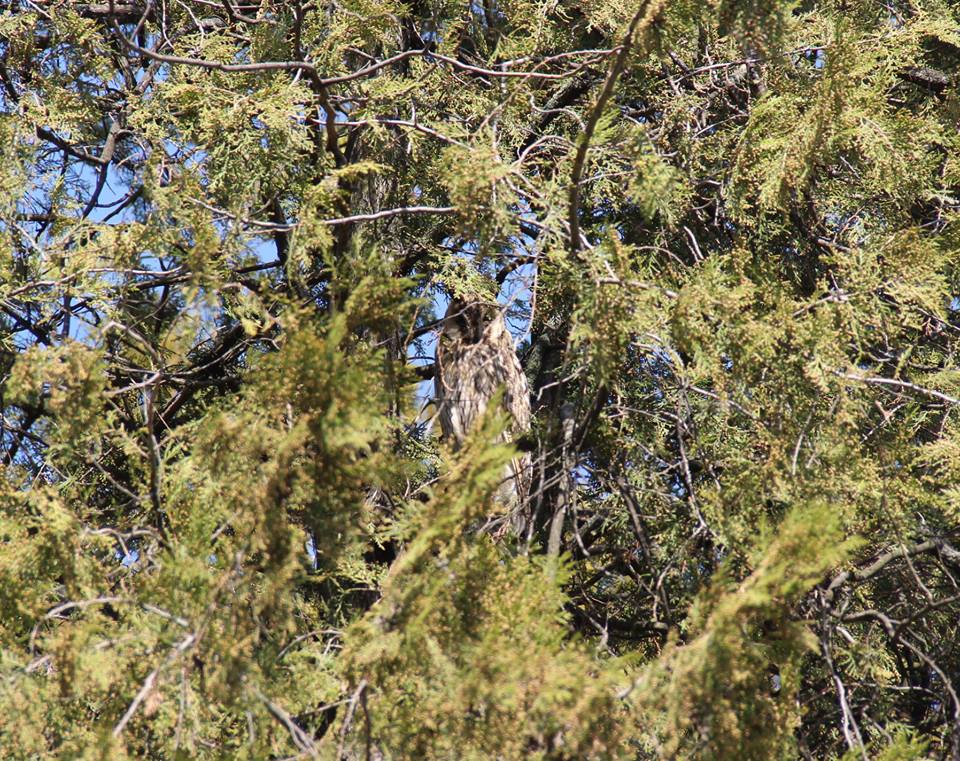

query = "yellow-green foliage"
[[634, 503, 859, 759], [1, 0, 959, 758], [345, 416, 631, 759]]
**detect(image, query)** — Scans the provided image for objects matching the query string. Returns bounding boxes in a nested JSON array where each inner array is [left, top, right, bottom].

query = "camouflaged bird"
[[434, 299, 532, 529]]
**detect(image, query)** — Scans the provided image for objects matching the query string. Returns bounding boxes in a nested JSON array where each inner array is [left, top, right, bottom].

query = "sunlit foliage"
[[1, 0, 960, 758]]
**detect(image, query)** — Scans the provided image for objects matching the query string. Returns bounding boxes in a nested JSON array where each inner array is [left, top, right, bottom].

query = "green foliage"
[[1, 0, 959, 758], [345, 418, 631, 759], [634, 503, 859, 759]]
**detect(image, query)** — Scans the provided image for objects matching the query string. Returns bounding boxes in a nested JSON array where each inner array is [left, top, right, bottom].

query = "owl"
[[434, 298, 532, 521]]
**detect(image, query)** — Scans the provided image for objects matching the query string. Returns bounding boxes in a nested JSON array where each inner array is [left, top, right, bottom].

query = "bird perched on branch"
[[434, 298, 532, 528]]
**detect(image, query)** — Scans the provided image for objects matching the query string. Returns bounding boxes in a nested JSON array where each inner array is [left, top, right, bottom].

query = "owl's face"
[[443, 299, 498, 344]]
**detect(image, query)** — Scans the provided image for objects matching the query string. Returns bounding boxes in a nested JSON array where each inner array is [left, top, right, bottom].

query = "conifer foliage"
[[1, 0, 959, 758]]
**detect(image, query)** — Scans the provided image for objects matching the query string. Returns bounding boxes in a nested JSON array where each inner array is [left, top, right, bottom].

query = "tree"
[[0, 0, 959, 758]]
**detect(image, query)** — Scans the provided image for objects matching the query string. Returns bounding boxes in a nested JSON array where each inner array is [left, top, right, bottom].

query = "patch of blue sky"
[[117, 544, 140, 568]]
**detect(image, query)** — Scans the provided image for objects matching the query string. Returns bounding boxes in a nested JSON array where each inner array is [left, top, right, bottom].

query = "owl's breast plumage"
[[435, 315, 529, 444]]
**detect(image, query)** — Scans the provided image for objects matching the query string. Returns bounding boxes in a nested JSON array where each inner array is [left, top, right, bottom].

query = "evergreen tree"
[[0, 0, 959, 758]]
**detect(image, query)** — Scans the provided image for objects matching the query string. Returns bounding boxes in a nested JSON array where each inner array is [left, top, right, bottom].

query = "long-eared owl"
[[434, 298, 532, 516]]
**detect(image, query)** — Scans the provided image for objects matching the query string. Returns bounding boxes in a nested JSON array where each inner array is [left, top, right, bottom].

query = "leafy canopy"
[[1, 0, 960, 759]]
